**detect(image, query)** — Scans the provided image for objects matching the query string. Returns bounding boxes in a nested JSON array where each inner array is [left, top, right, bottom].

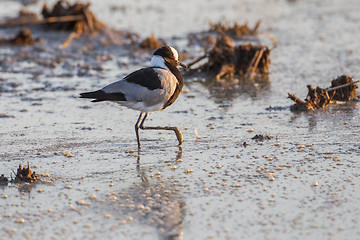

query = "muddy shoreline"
[[1, 0, 360, 239]]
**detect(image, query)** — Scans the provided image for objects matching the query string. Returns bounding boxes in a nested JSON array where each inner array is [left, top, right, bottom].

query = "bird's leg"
[[135, 112, 144, 149], [139, 113, 183, 145]]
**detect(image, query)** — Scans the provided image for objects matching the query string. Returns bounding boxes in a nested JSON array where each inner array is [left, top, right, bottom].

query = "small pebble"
[[109, 195, 117, 201], [311, 182, 319, 187], [184, 169, 193, 174], [89, 194, 96, 200], [15, 218, 25, 224], [63, 152, 73, 157], [76, 200, 91, 206], [170, 166, 178, 170]]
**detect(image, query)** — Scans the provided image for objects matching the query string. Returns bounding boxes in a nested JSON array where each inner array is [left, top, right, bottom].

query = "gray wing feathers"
[[102, 68, 177, 108]]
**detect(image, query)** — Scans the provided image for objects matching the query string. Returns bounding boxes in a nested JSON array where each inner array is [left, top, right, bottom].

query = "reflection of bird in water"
[[114, 147, 186, 240], [80, 46, 187, 149], [132, 147, 185, 240]]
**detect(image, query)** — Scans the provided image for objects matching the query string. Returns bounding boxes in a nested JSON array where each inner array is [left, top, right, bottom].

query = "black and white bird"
[[80, 46, 187, 149]]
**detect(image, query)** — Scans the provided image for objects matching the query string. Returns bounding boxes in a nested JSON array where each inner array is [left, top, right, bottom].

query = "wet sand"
[[1, 0, 360, 239]]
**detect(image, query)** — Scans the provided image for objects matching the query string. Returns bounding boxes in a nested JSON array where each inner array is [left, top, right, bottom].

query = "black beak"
[[177, 61, 188, 68]]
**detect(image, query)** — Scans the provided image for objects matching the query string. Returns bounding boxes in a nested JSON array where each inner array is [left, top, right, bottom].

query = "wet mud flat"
[[1, 0, 360, 239]]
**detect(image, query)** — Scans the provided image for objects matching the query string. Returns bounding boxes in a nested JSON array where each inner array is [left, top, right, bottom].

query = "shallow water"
[[1, 0, 360, 239]]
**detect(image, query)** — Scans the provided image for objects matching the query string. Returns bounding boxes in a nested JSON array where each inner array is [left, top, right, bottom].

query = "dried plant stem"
[[0, 15, 85, 28], [325, 80, 360, 92]]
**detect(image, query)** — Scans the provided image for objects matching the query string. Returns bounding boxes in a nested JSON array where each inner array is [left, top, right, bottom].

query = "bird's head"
[[151, 46, 187, 69]]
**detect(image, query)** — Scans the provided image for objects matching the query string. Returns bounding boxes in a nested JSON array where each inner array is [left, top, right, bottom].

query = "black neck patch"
[[162, 61, 184, 109], [165, 61, 184, 86]]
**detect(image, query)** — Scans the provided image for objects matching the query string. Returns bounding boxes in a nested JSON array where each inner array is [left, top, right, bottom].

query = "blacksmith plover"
[[80, 46, 187, 149]]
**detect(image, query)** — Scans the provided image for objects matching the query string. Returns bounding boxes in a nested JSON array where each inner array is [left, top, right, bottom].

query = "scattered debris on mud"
[[209, 20, 261, 37], [187, 33, 271, 80], [0, 113, 16, 118], [0, 174, 8, 185], [265, 106, 288, 111], [252, 134, 273, 141], [14, 162, 39, 183], [288, 75, 359, 111], [0, 27, 41, 45]]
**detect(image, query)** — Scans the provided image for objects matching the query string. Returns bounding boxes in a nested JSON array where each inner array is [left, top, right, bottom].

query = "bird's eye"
[[170, 57, 174, 60]]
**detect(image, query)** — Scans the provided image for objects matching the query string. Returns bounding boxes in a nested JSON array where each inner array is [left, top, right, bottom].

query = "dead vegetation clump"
[[140, 34, 166, 49], [288, 85, 330, 111], [328, 75, 358, 101], [0, 27, 41, 45], [10, 27, 41, 45], [187, 34, 270, 80], [41, 1, 113, 48], [236, 43, 270, 74], [41, 1, 107, 33], [288, 75, 359, 111], [14, 162, 39, 183], [203, 33, 235, 79], [0, 1, 107, 33], [0, 1, 118, 48], [209, 20, 261, 37], [0, 174, 8, 185]]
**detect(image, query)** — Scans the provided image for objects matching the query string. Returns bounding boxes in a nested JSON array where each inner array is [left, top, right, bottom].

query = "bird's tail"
[[79, 90, 126, 102]]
